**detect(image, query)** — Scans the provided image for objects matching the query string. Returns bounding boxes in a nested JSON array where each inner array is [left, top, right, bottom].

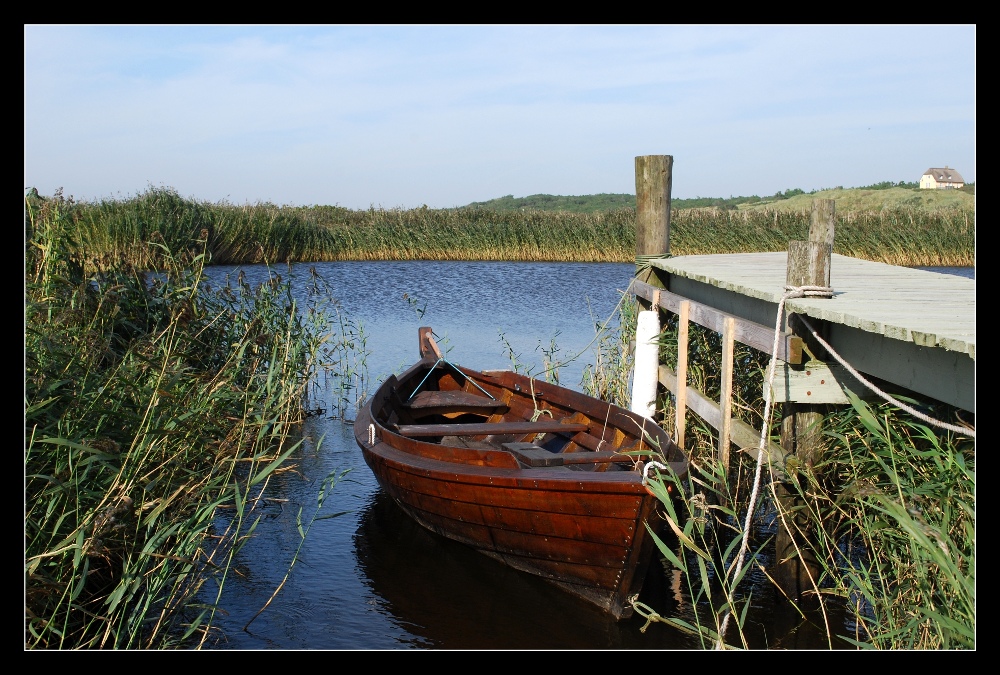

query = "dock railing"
[[628, 154, 975, 599]]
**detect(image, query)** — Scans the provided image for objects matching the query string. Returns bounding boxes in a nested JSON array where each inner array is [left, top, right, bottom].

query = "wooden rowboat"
[[354, 327, 688, 619]]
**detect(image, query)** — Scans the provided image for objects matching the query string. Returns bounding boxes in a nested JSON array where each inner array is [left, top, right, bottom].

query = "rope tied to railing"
[[781, 284, 973, 437], [795, 313, 975, 438]]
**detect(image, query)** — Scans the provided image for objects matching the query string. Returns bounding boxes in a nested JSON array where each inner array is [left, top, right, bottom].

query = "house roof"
[[923, 167, 965, 183]]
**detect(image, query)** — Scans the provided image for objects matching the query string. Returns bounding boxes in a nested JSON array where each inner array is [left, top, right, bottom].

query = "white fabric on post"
[[630, 310, 660, 420]]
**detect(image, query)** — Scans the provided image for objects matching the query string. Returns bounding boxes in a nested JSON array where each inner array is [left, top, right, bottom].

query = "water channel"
[[199, 261, 972, 650]]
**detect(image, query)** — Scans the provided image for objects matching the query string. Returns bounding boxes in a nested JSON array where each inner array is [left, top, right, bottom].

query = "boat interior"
[[374, 358, 658, 472]]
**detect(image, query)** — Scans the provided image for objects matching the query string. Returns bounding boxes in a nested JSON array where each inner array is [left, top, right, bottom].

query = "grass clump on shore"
[[24, 191, 349, 648], [583, 295, 974, 650]]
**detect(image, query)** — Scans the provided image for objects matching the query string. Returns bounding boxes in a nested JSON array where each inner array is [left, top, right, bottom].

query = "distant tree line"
[[460, 193, 637, 213], [856, 180, 920, 190], [456, 180, 957, 214]]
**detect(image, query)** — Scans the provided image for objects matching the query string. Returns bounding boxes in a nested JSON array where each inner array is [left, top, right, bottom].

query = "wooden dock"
[[629, 153, 974, 600], [645, 252, 975, 412]]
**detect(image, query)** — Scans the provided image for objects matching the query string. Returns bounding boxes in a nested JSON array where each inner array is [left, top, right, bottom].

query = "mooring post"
[[632, 155, 673, 438], [774, 198, 835, 598], [634, 155, 672, 289]]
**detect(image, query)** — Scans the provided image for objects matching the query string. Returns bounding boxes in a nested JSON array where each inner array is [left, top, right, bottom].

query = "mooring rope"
[[715, 282, 975, 647], [794, 313, 975, 438], [407, 355, 496, 402], [715, 284, 833, 648], [531, 255, 670, 380], [635, 253, 671, 268], [527, 378, 554, 422], [535, 276, 639, 380], [642, 460, 668, 486]]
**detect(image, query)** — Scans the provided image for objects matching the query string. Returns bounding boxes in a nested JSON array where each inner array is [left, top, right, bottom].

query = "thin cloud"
[[25, 24, 975, 208]]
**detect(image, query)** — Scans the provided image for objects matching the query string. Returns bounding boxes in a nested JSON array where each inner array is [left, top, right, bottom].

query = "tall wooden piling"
[[634, 155, 674, 443], [774, 198, 835, 597], [634, 155, 673, 287]]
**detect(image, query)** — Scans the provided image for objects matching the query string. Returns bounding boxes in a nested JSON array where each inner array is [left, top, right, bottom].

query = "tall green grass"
[[817, 394, 975, 649], [583, 296, 975, 649], [30, 188, 974, 269], [24, 192, 354, 648]]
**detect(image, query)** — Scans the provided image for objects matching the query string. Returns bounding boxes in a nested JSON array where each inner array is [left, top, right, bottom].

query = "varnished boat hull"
[[354, 329, 687, 619]]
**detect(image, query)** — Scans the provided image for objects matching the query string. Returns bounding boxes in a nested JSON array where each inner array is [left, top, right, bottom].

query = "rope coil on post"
[[784, 284, 834, 299], [635, 253, 671, 269]]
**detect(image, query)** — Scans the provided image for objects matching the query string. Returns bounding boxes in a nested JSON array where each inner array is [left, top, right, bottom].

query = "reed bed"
[[24, 192, 355, 648], [35, 188, 974, 270]]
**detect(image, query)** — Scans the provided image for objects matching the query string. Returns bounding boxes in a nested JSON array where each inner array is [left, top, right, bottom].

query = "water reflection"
[[352, 490, 700, 649]]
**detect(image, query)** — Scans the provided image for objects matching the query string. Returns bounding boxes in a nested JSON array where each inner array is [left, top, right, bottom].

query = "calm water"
[[199, 262, 972, 650]]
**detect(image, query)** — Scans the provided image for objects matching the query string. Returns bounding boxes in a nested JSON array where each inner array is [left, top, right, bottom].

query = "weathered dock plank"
[[648, 253, 975, 411]]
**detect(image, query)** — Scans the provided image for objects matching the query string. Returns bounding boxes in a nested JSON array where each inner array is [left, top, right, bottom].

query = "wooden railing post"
[[674, 300, 689, 450], [774, 198, 835, 598]]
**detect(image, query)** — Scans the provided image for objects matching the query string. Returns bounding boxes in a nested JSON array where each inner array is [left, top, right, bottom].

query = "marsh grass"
[[585, 295, 975, 649], [30, 188, 974, 269], [24, 192, 359, 648], [582, 291, 638, 406], [24, 186, 974, 649], [815, 394, 975, 649]]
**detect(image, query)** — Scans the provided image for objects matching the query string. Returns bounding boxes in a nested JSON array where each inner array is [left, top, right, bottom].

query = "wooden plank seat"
[[402, 390, 510, 417], [395, 420, 589, 438], [502, 442, 636, 468]]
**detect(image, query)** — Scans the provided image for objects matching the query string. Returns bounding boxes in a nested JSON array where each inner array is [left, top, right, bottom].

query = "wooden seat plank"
[[502, 442, 636, 467], [404, 390, 510, 416], [396, 420, 589, 437]]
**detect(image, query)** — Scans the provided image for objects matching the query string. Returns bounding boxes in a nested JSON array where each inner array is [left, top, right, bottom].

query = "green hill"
[[737, 185, 974, 213], [460, 182, 975, 214]]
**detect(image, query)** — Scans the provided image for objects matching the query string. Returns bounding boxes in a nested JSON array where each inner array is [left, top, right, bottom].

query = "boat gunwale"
[[357, 356, 688, 481], [369, 437, 658, 490]]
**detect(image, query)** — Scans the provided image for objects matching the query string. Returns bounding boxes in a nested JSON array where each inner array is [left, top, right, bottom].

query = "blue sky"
[[24, 25, 975, 210]]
